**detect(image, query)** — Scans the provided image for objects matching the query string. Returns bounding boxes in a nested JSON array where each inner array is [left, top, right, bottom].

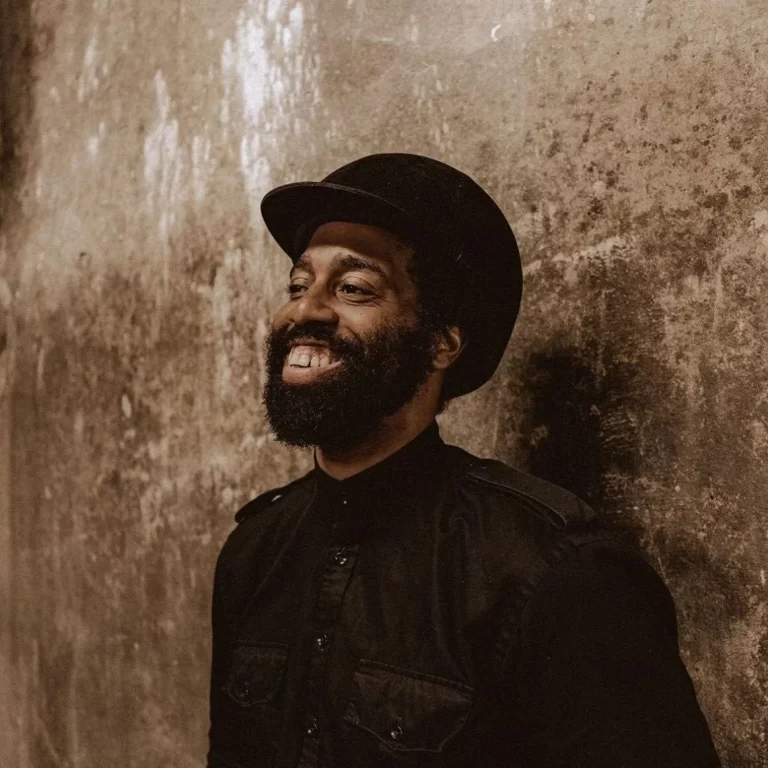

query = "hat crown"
[[321, 153, 498, 251]]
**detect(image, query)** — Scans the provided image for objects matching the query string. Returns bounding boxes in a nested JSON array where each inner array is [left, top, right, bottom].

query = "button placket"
[[299, 713, 321, 768], [297, 520, 360, 768]]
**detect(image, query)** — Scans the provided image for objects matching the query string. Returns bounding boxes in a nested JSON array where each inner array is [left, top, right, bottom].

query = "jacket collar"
[[313, 421, 444, 506]]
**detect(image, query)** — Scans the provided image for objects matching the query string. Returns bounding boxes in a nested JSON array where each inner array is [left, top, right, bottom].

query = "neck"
[[315, 403, 437, 481]]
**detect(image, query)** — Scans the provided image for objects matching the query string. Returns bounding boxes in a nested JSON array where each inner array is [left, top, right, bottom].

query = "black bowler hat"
[[260, 153, 522, 397]]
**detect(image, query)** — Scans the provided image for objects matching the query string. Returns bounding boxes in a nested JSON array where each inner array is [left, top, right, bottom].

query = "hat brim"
[[261, 182, 427, 260]]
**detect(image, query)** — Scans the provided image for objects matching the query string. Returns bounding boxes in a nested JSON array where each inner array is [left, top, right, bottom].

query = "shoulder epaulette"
[[462, 457, 596, 529], [234, 471, 313, 523]]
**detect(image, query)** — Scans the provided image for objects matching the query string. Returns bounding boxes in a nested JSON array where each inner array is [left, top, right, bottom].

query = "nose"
[[288, 283, 339, 327]]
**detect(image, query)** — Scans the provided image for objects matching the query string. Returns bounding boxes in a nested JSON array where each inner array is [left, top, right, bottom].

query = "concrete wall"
[[1, 0, 766, 765]]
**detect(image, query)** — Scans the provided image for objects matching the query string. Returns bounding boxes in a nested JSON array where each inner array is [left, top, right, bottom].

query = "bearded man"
[[207, 154, 720, 768]]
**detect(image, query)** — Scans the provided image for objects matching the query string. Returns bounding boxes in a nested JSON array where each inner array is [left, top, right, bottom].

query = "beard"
[[262, 319, 437, 452]]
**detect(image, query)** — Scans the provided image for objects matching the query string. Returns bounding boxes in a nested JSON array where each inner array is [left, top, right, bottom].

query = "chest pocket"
[[225, 642, 287, 707], [210, 642, 288, 768], [338, 659, 473, 766]]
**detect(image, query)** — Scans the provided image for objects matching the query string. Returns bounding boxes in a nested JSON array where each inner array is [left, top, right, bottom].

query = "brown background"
[[1, 0, 766, 765]]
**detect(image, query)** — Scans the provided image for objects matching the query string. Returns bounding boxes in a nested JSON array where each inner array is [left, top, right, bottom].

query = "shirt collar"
[[313, 421, 444, 505]]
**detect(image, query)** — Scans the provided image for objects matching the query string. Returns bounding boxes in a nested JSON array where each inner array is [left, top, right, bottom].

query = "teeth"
[[287, 345, 336, 368]]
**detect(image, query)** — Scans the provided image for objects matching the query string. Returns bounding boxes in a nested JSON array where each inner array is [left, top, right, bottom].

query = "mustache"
[[269, 322, 364, 358]]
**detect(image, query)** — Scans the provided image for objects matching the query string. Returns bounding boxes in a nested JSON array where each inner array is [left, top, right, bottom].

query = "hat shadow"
[[513, 340, 642, 539]]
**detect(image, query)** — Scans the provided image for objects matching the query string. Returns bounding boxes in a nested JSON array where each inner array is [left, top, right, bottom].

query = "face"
[[263, 221, 439, 451]]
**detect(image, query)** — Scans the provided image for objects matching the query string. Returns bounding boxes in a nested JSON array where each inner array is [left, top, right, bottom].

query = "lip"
[[288, 339, 332, 349], [282, 358, 343, 384]]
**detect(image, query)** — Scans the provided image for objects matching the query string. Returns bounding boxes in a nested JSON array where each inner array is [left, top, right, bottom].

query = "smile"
[[282, 344, 342, 383]]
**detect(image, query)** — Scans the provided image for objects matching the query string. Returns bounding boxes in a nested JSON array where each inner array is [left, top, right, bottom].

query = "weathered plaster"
[[1, 0, 766, 765]]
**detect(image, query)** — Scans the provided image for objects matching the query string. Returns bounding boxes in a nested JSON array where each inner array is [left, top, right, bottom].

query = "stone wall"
[[1, 0, 766, 765]]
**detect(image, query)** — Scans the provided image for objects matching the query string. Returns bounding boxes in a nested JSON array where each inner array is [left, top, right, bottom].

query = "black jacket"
[[208, 424, 720, 768]]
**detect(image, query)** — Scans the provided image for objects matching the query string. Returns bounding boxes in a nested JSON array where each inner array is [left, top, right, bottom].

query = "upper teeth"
[[287, 345, 335, 368]]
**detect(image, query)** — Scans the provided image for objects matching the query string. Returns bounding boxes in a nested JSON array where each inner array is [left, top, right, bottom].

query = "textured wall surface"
[[1, 0, 766, 765]]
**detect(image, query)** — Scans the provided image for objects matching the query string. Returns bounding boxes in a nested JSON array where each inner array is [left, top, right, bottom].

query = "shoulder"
[[443, 446, 637, 596], [216, 471, 314, 564], [233, 470, 315, 523], [442, 450, 678, 643], [214, 470, 315, 584], [447, 445, 597, 532]]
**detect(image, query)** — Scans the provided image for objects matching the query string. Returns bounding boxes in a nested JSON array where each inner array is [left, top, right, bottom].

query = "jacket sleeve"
[[207, 542, 237, 767], [508, 541, 721, 768]]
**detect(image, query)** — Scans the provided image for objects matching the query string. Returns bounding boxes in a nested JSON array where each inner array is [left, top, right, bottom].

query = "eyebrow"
[[291, 252, 389, 281]]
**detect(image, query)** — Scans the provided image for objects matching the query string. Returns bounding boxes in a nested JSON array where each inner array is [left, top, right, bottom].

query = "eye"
[[339, 283, 369, 295], [337, 282, 375, 301], [287, 282, 308, 298]]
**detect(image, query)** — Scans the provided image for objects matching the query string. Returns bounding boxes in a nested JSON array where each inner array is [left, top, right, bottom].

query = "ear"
[[432, 325, 465, 371]]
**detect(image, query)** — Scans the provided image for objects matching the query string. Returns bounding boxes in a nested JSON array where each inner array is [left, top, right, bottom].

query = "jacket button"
[[306, 716, 319, 736], [315, 634, 329, 651], [389, 722, 403, 741], [233, 679, 253, 703], [331, 548, 349, 566]]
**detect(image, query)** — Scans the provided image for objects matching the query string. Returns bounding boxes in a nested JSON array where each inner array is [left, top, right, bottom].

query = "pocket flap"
[[342, 660, 473, 754], [225, 643, 287, 708]]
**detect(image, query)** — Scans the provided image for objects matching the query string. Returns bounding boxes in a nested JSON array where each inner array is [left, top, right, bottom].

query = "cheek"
[[389, 286, 421, 327], [335, 309, 399, 343], [338, 306, 372, 327]]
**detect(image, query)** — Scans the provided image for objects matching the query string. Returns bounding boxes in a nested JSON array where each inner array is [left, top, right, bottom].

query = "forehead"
[[300, 221, 415, 272]]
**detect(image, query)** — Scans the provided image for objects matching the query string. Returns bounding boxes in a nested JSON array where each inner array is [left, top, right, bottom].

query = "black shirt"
[[208, 423, 720, 768]]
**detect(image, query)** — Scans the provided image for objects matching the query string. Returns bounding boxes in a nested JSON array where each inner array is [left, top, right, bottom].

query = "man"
[[208, 153, 720, 768]]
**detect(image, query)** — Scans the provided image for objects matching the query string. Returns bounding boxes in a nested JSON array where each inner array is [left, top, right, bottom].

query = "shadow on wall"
[[0, 0, 36, 231], [513, 330, 763, 765], [514, 338, 647, 546], [1, 1, 36, 766], [516, 345, 605, 508]]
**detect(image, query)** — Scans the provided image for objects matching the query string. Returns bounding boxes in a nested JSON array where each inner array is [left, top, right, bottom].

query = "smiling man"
[[207, 154, 720, 768]]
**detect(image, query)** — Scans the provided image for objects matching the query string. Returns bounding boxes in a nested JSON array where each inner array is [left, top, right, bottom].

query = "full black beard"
[[263, 320, 436, 452]]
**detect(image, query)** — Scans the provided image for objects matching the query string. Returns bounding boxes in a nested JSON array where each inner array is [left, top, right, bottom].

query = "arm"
[[509, 542, 721, 768], [207, 547, 236, 768]]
